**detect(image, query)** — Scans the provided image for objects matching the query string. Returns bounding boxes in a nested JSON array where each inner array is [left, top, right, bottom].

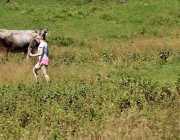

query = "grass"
[[0, 0, 180, 139]]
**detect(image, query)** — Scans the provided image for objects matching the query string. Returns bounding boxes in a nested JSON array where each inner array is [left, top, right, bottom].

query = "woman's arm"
[[30, 47, 43, 57]]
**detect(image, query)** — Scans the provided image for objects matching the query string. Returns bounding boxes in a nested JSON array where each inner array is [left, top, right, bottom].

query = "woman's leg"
[[41, 64, 50, 83], [33, 62, 41, 83]]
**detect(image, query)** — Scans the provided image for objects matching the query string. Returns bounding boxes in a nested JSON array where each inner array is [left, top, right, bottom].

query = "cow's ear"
[[46, 31, 51, 36], [44, 28, 48, 32]]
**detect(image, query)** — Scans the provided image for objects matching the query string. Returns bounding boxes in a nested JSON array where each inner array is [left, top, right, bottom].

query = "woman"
[[30, 34, 50, 84]]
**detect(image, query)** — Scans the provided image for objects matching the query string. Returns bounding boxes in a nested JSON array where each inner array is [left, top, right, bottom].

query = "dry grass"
[[100, 102, 180, 140], [0, 59, 36, 85]]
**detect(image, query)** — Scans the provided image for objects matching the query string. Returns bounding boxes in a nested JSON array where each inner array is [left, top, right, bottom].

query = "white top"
[[38, 41, 48, 60]]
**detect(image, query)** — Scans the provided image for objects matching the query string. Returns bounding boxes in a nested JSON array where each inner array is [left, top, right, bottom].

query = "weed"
[[100, 51, 116, 63], [53, 35, 74, 46], [159, 48, 173, 62], [0, 0, 180, 139]]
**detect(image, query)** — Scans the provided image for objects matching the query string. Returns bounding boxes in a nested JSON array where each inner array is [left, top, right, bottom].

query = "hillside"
[[0, 0, 180, 139]]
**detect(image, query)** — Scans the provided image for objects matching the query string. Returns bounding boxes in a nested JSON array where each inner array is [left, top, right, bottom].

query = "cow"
[[0, 29, 35, 60], [0, 28, 49, 61]]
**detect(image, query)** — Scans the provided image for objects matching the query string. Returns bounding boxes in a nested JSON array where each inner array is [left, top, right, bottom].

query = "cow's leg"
[[27, 41, 34, 59], [0, 47, 8, 62], [5, 49, 8, 60], [23, 46, 31, 59], [26, 51, 30, 59]]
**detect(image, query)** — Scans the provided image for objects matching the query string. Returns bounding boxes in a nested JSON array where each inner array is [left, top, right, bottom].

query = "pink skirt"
[[39, 59, 49, 66]]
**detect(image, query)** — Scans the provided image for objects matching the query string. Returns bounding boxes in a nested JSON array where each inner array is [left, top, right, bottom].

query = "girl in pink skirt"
[[30, 34, 50, 84]]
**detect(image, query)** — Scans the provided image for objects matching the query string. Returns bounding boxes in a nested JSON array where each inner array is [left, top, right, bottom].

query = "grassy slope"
[[0, 0, 180, 139]]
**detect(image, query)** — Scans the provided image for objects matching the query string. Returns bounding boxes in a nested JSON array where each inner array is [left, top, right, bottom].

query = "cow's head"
[[35, 28, 50, 40]]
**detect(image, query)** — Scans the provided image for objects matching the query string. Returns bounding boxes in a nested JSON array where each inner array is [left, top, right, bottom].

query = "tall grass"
[[0, 0, 180, 139]]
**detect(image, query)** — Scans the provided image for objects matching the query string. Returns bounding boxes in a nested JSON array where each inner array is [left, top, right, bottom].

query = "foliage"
[[0, 74, 179, 139], [0, 0, 180, 139]]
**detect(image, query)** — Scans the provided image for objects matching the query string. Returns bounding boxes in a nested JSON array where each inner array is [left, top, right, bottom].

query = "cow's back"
[[10, 30, 36, 34], [0, 29, 12, 39], [12, 33, 34, 45]]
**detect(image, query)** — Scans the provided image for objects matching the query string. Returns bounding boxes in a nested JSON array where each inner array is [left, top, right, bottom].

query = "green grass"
[[0, 0, 180, 139]]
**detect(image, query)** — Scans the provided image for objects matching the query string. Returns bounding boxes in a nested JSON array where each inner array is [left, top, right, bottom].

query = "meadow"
[[0, 0, 180, 139]]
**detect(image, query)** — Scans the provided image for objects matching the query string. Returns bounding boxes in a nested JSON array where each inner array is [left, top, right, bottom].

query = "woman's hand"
[[29, 52, 33, 56], [29, 47, 43, 57]]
